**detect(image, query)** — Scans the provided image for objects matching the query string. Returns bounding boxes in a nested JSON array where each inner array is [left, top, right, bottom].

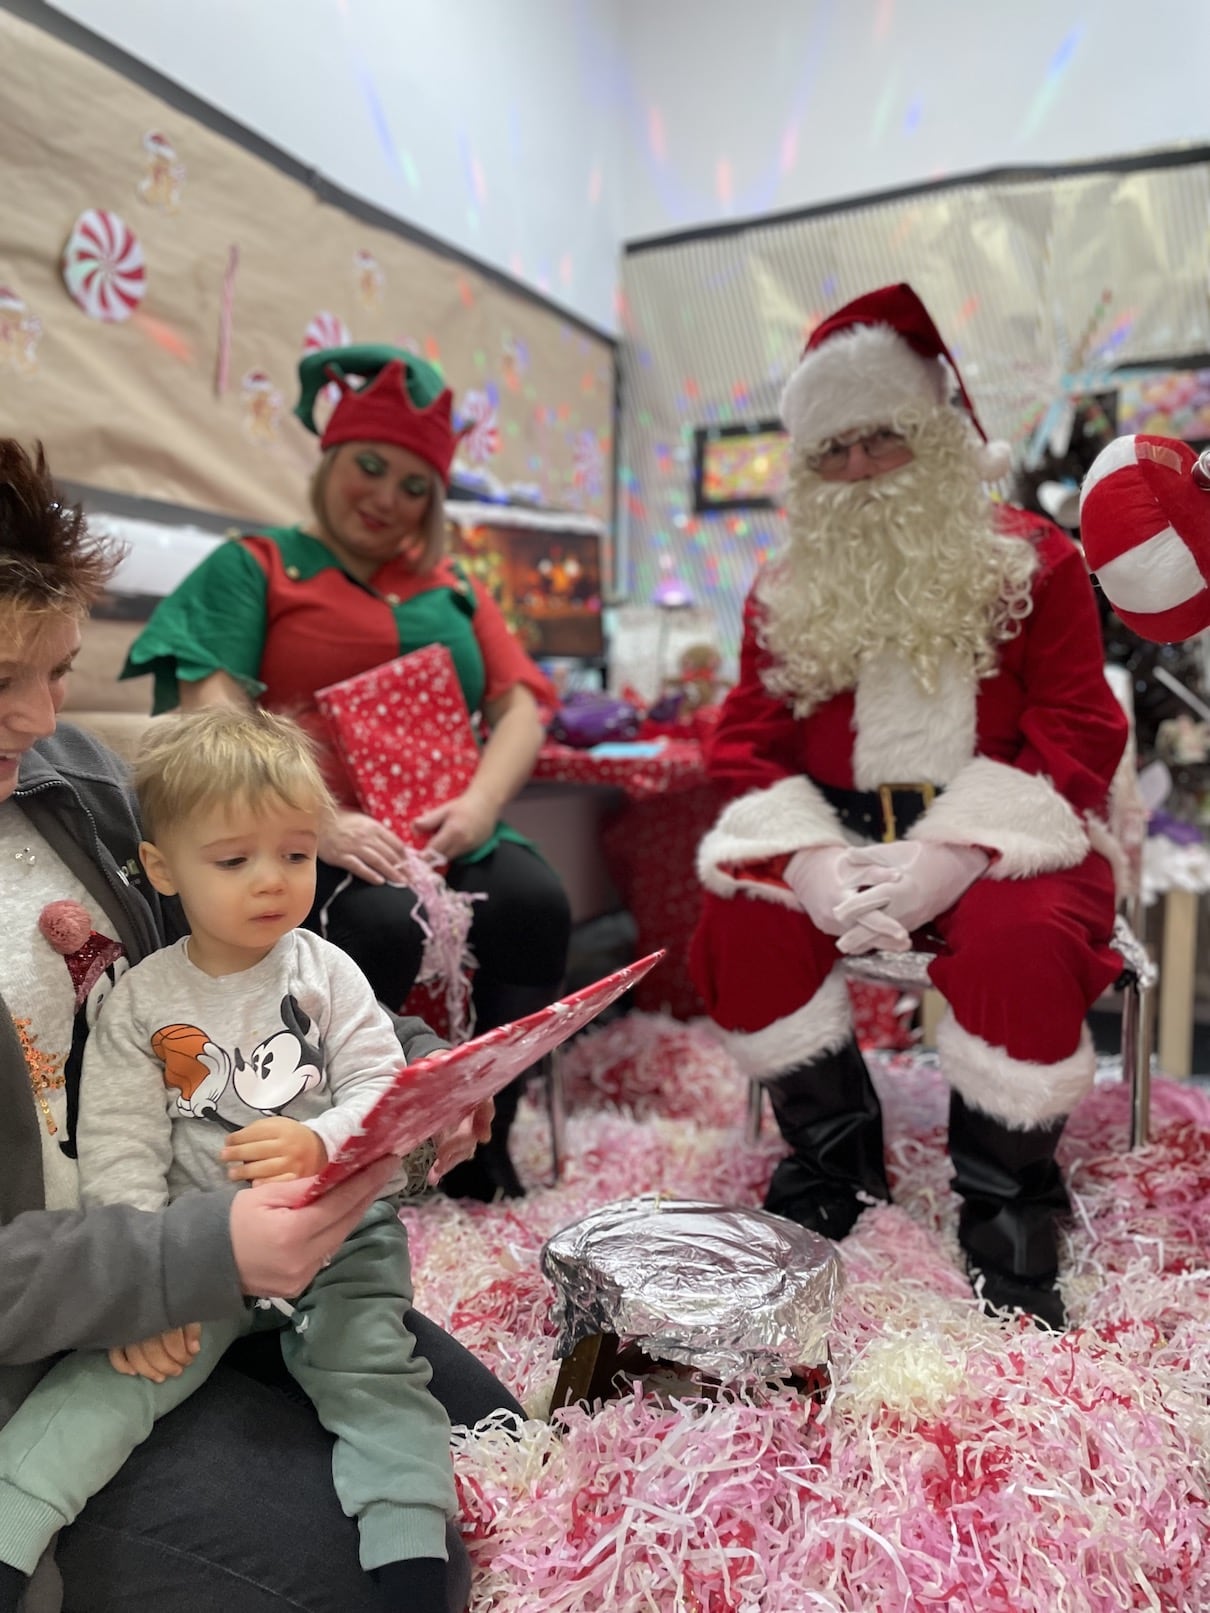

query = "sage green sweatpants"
[[0, 1202, 455, 1575]]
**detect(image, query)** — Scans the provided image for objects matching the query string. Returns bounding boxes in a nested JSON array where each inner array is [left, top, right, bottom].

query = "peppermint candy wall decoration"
[[61, 209, 147, 323], [302, 311, 352, 412], [302, 310, 351, 357]]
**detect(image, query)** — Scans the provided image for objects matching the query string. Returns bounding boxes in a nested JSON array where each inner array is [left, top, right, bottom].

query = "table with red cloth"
[[532, 736, 915, 1049]]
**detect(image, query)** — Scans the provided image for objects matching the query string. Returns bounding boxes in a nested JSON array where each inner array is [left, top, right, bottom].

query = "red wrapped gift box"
[[316, 644, 480, 850]]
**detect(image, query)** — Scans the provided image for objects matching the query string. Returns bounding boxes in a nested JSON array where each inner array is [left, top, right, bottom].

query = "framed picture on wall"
[[693, 421, 791, 513], [446, 512, 605, 662]]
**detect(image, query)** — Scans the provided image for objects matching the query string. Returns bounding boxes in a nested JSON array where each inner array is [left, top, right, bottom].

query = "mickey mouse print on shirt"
[[152, 994, 325, 1132]]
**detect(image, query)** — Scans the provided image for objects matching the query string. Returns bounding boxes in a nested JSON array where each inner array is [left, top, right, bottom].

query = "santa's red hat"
[[1079, 434, 1210, 642], [779, 282, 1012, 482]]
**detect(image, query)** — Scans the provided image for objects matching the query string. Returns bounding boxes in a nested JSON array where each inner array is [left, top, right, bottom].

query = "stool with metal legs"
[[746, 913, 1157, 1150], [525, 1052, 568, 1185]]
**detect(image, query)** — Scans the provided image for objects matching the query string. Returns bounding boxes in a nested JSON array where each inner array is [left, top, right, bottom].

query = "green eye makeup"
[[352, 454, 429, 498]]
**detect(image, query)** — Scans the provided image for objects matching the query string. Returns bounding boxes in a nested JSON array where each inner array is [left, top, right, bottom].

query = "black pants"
[[307, 837, 571, 1025], [56, 1313, 523, 1613]]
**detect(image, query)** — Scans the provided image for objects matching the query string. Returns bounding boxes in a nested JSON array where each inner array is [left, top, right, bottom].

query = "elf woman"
[[123, 345, 571, 1200]]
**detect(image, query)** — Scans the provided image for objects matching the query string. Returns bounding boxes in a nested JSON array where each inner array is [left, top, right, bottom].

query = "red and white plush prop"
[[1079, 434, 1210, 641]]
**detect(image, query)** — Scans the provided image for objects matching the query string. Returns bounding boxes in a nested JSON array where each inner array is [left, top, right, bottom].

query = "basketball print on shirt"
[[152, 994, 325, 1131]]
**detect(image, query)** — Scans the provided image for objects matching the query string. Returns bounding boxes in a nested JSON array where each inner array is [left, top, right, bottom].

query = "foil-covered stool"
[[541, 1194, 844, 1412]]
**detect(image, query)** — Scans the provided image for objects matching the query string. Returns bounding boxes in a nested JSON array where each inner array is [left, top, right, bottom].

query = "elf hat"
[[294, 343, 460, 483], [1079, 434, 1210, 642], [779, 281, 1012, 481]]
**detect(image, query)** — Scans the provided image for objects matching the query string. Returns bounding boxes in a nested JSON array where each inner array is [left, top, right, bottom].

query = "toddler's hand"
[[222, 1117, 328, 1183], [428, 1098, 495, 1185], [109, 1323, 202, 1383]]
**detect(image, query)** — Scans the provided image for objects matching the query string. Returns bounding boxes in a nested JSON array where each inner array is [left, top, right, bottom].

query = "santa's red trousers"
[[690, 853, 1122, 1071]]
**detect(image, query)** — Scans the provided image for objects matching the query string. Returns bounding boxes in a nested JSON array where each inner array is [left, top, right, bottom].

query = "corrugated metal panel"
[[618, 154, 1210, 670]]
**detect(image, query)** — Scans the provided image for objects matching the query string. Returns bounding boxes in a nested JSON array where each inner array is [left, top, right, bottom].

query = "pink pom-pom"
[[38, 899, 92, 955]]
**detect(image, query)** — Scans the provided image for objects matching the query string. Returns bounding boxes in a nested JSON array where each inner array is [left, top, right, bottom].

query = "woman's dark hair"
[[0, 439, 121, 616]]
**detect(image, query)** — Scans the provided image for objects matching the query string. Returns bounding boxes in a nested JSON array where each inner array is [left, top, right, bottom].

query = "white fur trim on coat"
[[712, 969, 851, 1081], [852, 651, 977, 788], [907, 757, 1088, 878], [697, 775, 850, 903], [780, 325, 947, 450], [937, 1011, 1094, 1127]]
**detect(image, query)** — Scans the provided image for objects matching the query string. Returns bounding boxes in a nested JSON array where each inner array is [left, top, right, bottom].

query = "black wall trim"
[[625, 143, 1210, 257], [7, 0, 615, 345]]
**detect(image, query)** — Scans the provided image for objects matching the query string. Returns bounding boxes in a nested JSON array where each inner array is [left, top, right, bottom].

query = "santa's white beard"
[[757, 408, 1037, 715]]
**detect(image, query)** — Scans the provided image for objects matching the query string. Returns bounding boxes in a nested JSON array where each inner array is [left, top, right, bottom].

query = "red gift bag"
[[316, 644, 481, 850]]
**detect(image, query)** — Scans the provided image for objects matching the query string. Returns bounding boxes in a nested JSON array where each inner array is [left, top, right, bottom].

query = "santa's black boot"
[[762, 1038, 892, 1240], [948, 1090, 1070, 1330], [440, 978, 562, 1202]]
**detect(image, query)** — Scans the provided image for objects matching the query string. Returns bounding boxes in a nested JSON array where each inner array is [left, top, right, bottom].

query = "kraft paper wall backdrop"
[[618, 151, 1210, 672], [0, 11, 615, 531]]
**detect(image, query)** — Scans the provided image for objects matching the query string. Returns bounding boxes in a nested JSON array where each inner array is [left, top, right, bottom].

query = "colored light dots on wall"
[[780, 120, 799, 177], [1018, 24, 1083, 140], [648, 106, 666, 162]]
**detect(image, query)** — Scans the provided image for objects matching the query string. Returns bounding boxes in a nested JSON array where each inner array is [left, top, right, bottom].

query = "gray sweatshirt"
[[79, 931, 430, 1207]]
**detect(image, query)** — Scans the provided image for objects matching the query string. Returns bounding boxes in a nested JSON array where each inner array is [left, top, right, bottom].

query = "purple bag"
[[548, 691, 642, 748]]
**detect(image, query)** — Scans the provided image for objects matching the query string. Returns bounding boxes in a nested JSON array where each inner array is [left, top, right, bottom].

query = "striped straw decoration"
[[214, 243, 239, 397]]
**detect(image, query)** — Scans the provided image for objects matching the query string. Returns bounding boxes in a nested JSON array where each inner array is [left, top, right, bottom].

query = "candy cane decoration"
[[214, 244, 239, 397], [61, 209, 146, 323]]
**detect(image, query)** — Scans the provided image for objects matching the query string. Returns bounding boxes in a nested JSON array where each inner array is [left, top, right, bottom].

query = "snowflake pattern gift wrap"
[[316, 643, 481, 850]]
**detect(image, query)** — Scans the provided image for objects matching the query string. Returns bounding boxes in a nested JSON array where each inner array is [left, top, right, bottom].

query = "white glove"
[[836, 906, 912, 956], [834, 842, 989, 937], [785, 845, 900, 937]]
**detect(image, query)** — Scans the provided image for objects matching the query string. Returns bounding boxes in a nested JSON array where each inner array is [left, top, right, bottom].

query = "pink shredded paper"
[[402, 1016, 1210, 1611]]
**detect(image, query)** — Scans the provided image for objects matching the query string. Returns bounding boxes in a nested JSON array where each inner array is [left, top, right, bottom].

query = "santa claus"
[[691, 283, 1129, 1329]]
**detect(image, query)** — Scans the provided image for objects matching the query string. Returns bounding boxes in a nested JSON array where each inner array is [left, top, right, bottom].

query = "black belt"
[[817, 780, 939, 842]]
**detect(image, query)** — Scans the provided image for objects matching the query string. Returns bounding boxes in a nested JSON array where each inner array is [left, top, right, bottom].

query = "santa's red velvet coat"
[[691, 509, 1130, 1128]]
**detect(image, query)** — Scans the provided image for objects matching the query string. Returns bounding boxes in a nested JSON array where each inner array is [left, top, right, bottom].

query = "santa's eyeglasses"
[[806, 428, 908, 476]]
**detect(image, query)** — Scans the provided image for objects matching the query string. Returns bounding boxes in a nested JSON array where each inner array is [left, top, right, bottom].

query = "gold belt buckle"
[[877, 781, 936, 842]]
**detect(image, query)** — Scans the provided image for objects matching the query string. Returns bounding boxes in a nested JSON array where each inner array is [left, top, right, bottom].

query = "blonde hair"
[[309, 446, 448, 573], [135, 705, 334, 842]]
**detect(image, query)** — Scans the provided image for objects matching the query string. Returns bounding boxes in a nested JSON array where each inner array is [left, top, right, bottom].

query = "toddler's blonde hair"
[[134, 705, 334, 842]]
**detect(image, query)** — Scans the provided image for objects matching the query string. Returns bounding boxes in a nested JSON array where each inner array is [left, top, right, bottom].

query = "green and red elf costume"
[[123, 345, 571, 1200]]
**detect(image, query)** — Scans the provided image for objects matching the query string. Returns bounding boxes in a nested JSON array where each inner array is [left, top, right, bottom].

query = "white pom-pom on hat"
[[973, 439, 1013, 483]]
